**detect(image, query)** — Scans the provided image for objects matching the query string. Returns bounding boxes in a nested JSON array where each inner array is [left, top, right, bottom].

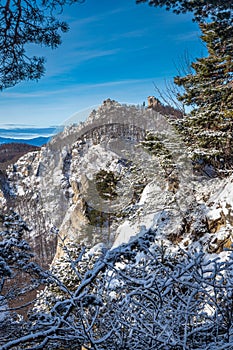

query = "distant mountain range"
[[0, 136, 50, 147], [0, 126, 63, 146]]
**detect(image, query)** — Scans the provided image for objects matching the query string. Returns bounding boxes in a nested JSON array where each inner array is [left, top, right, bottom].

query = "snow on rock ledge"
[[113, 174, 233, 254]]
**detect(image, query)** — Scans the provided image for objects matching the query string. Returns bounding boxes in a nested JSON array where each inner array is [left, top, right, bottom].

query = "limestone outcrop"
[[0, 100, 232, 267]]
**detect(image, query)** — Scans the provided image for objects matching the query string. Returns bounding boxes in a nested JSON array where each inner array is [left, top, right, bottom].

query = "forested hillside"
[[0, 143, 39, 171]]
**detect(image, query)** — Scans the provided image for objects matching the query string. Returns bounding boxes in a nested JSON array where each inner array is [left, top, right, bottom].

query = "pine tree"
[[136, 0, 233, 24], [174, 21, 233, 171], [95, 170, 119, 200], [0, 0, 83, 89]]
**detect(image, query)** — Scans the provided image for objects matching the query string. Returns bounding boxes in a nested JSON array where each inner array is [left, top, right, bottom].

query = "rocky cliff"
[[0, 99, 232, 267]]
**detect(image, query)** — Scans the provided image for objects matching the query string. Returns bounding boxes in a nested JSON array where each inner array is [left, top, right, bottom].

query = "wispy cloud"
[[109, 29, 147, 42], [48, 46, 122, 77], [174, 31, 200, 42], [69, 48, 121, 62], [1, 91, 56, 99], [70, 7, 127, 27], [1, 78, 158, 100], [0, 123, 36, 128], [77, 78, 157, 89]]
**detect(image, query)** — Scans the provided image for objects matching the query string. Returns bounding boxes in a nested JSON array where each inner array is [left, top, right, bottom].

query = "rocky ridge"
[[0, 99, 232, 267]]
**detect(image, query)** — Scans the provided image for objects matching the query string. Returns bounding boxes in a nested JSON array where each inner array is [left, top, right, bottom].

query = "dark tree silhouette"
[[136, 0, 233, 23], [0, 0, 84, 90]]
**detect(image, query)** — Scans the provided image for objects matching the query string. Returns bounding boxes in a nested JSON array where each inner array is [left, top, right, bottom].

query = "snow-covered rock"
[[0, 101, 161, 265], [113, 173, 233, 257], [0, 100, 232, 267]]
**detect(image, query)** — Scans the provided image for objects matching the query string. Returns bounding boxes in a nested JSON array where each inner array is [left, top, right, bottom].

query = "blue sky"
[[0, 0, 205, 128]]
